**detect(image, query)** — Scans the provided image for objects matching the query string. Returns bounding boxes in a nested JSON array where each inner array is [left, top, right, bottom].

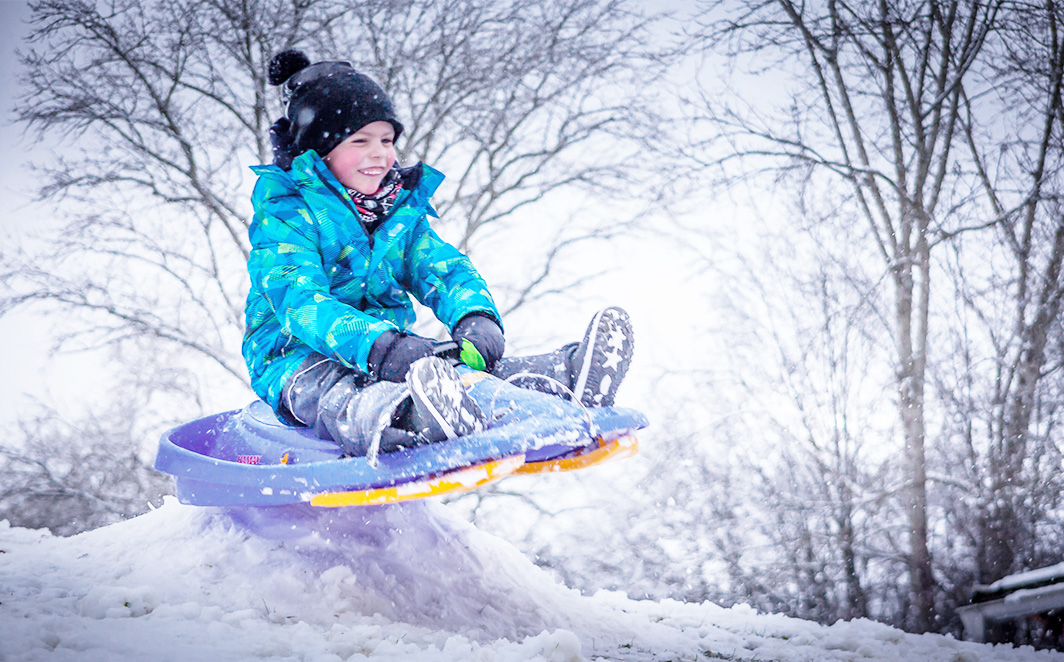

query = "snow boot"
[[492, 307, 634, 407], [320, 377, 416, 457], [569, 306, 634, 407], [407, 356, 486, 442], [491, 347, 576, 399]]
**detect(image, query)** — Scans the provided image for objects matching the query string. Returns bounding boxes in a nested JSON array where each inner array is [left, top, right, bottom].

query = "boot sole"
[[408, 357, 483, 441], [572, 307, 633, 407]]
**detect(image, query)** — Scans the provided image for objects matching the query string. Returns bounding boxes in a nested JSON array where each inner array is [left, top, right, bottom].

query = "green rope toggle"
[[459, 338, 487, 371]]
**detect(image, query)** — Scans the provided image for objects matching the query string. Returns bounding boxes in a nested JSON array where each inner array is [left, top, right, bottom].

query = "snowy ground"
[[1, 498, 1061, 662]]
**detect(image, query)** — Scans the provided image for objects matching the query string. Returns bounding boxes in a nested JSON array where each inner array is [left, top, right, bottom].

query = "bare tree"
[[691, 0, 1064, 638], [326, 0, 675, 315], [699, 224, 898, 626], [879, 2, 1064, 640], [0, 399, 173, 536], [4, 0, 336, 390], [692, 0, 1004, 632], [970, 0, 1064, 587]]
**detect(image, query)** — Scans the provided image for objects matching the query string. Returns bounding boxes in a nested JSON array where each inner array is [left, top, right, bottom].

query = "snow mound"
[[1, 497, 1060, 661]]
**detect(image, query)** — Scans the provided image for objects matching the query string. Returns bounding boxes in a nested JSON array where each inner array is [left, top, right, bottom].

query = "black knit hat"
[[267, 49, 404, 169]]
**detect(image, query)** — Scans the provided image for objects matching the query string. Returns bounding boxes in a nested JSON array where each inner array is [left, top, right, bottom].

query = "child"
[[242, 50, 634, 457]]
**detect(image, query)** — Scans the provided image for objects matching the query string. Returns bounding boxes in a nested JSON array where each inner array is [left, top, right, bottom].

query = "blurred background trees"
[[660, 0, 1064, 642]]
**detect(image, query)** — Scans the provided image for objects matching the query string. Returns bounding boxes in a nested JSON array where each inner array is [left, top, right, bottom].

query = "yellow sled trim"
[[309, 454, 525, 507], [516, 434, 640, 475]]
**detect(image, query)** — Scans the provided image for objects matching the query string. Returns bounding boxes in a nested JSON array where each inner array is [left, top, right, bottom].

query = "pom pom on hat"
[[268, 49, 311, 86]]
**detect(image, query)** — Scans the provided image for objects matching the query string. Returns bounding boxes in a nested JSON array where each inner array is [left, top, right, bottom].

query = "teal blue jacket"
[[242, 151, 500, 409]]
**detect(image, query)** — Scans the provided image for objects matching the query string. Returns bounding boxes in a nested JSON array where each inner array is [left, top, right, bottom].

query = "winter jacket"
[[242, 150, 500, 410]]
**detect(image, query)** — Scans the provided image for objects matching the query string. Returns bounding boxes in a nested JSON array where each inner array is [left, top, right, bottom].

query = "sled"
[[154, 368, 647, 508]]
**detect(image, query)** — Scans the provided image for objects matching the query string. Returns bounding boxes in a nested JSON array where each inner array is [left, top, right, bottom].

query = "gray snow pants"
[[278, 345, 578, 455]]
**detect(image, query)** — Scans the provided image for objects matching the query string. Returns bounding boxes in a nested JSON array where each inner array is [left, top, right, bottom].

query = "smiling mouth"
[[359, 167, 386, 176]]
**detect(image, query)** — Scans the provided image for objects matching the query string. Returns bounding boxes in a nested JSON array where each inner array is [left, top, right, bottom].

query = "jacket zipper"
[[317, 173, 375, 250], [317, 172, 373, 310]]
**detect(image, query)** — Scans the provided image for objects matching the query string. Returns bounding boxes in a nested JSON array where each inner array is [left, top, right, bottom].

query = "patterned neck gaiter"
[[346, 167, 403, 233]]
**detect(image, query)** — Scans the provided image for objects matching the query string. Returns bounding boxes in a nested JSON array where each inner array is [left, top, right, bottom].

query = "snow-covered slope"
[[1, 498, 1060, 662]]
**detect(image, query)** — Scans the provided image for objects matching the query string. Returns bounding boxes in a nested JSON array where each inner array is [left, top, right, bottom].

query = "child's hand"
[[452, 314, 505, 372], [370, 332, 435, 382]]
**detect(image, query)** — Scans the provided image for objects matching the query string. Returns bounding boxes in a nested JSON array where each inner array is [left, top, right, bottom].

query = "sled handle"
[[432, 340, 488, 370], [432, 340, 460, 362]]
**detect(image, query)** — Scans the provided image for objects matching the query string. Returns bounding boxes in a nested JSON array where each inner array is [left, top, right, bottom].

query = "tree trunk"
[[895, 249, 935, 632], [838, 500, 869, 620]]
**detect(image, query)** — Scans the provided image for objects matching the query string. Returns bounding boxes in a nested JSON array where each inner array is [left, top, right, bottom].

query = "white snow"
[[986, 563, 1064, 594], [1, 498, 1061, 662]]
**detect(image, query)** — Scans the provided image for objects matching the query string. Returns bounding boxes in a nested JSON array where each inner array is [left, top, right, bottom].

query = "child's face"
[[323, 121, 397, 195]]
